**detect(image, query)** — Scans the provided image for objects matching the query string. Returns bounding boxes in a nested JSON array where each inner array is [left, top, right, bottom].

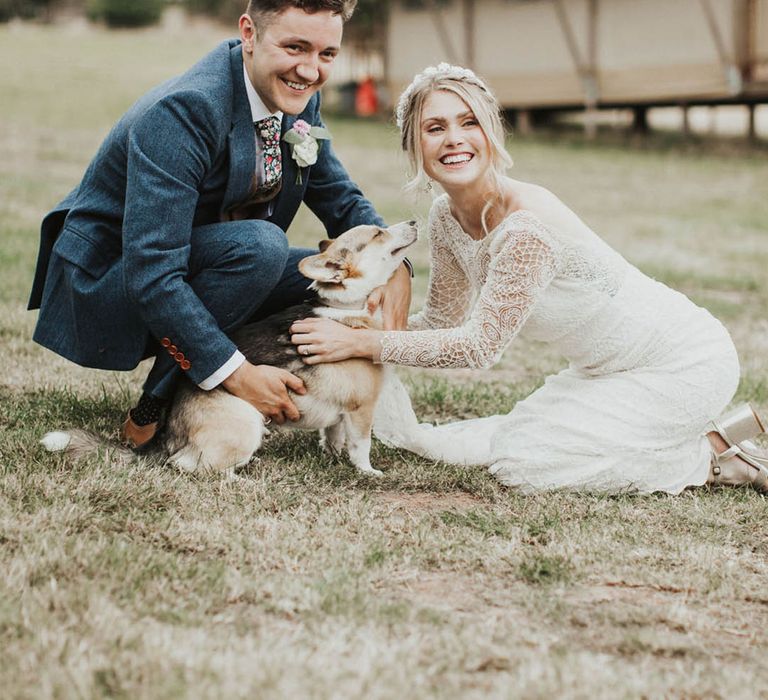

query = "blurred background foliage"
[[86, 0, 165, 27], [0, 0, 51, 22], [0, 0, 388, 35]]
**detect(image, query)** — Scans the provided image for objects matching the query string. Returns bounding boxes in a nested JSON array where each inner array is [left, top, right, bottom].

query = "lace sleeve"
[[408, 207, 473, 331], [379, 213, 560, 369]]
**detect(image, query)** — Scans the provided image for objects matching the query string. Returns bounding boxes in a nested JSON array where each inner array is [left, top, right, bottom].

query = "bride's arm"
[[407, 207, 472, 331], [379, 214, 560, 369]]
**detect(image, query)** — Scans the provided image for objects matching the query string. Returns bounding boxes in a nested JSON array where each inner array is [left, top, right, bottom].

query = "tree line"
[[0, 0, 388, 37]]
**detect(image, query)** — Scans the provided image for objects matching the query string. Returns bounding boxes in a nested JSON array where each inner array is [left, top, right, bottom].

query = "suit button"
[[180, 359, 191, 370], [168, 345, 178, 355], [160, 337, 171, 348], [174, 352, 185, 362]]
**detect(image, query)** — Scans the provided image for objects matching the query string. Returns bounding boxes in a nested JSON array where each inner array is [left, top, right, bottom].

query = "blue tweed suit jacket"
[[29, 39, 383, 385]]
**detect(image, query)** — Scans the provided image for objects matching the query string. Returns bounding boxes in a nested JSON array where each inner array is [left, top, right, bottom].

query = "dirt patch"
[[403, 572, 474, 609], [568, 580, 696, 605], [564, 581, 768, 660], [373, 491, 484, 514], [392, 570, 507, 615]]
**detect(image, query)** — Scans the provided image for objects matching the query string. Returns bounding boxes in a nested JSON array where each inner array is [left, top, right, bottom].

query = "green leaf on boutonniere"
[[282, 130, 304, 145], [309, 126, 332, 140]]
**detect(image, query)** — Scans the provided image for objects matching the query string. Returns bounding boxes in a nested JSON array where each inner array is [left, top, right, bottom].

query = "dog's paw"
[[319, 427, 345, 457], [321, 441, 344, 459], [223, 467, 245, 482], [358, 466, 384, 477]]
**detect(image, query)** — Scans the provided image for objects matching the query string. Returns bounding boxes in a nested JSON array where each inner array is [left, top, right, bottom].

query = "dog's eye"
[[373, 229, 385, 238]]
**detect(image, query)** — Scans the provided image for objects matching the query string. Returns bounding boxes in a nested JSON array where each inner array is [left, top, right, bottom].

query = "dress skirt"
[[374, 270, 740, 494]]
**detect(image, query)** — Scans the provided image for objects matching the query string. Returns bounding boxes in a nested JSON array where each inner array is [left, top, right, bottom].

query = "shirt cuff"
[[198, 351, 246, 390]]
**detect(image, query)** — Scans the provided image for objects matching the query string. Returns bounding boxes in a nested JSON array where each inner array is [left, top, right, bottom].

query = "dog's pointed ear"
[[298, 254, 346, 283], [318, 239, 332, 253]]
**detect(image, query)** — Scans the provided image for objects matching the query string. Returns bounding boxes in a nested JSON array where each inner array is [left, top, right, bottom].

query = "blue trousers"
[[142, 220, 315, 399]]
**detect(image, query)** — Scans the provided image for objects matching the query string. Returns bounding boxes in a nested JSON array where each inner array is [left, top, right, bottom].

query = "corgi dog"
[[42, 221, 418, 477]]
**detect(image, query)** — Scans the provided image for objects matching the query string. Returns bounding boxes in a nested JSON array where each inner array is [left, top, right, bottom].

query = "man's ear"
[[318, 239, 332, 253], [298, 254, 346, 283], [239, 14, 255, 51]]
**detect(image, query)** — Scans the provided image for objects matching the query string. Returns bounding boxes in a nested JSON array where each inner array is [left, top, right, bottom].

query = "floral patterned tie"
[[255, 116, 282, 189]]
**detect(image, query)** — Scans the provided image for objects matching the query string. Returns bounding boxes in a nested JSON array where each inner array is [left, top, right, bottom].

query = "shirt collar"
[[243, 62, 283, 124]]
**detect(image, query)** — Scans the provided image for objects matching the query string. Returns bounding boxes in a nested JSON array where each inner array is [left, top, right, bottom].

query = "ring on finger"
[[302, 344, 311, 356]]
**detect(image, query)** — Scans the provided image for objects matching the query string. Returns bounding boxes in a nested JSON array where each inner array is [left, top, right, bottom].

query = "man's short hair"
[[246, 0, 358, 30]]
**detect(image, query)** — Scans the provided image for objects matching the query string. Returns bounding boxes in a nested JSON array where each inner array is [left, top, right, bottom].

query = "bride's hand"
[[289, 318, 381, 364]]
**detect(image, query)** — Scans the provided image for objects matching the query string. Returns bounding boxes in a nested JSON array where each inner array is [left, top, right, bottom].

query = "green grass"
[[2, 19, 768, 700]]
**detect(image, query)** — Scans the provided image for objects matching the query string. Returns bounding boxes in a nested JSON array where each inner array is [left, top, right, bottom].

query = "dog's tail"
[[41, 429, 136, 466]]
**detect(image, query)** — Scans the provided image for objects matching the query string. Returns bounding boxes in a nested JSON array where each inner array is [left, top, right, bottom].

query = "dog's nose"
[[408, 220, 417, 227]]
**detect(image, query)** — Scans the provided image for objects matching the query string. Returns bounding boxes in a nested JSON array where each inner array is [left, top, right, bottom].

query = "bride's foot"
[[707, 403, 768, 491]]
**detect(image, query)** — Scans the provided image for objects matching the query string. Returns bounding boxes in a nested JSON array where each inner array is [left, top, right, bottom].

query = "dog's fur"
[[42, 222, 417, 477]]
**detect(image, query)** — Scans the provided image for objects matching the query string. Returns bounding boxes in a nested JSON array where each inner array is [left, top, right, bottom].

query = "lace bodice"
[[379, 194, 632, 369]]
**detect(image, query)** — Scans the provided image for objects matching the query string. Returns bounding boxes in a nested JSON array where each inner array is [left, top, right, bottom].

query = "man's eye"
[[321, 51, 337, 60]]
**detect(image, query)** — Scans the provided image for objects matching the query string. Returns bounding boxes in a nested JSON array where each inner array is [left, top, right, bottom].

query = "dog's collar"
[[315, 303, 374, 322], [321, 300, 368, 311]]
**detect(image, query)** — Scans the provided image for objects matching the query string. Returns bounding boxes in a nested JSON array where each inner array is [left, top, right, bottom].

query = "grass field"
[[2, 20, 768, 700]]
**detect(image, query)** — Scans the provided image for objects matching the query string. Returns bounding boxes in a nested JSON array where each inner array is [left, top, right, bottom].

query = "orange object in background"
[[355, 77, 378, 117]]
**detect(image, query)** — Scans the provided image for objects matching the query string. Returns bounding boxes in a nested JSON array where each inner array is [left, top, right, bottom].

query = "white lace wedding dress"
[[373, 195, 740, 494]]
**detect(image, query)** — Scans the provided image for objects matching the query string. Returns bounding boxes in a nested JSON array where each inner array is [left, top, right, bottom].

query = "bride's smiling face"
[[419, 89, 491, 190]]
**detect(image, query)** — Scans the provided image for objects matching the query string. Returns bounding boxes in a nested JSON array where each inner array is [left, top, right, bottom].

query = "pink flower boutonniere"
[[282, 119, 331, 184]]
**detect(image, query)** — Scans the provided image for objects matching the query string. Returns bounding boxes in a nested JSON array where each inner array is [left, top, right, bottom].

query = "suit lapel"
[[219, 49, 315, 228], [268, 114, 299, 228], [220, 43, 256, 219]]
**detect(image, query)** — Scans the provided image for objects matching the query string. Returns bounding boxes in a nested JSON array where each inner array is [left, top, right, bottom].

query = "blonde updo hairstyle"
[[396, 63, 513, 232]]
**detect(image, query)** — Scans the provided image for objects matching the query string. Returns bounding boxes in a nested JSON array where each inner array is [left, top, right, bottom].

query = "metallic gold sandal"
[[711, 403, 765, 446], [709, 403, 768, 491]]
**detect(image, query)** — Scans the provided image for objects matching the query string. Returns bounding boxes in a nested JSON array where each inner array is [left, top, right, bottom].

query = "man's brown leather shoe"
[[120, 412, 158, 449]]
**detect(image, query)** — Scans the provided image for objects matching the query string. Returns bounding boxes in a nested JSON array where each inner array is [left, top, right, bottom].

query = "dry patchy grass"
[[2, 21, 768, 700]]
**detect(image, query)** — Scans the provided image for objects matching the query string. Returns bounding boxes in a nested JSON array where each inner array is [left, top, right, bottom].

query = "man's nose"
[[296, 56, 320, 83]]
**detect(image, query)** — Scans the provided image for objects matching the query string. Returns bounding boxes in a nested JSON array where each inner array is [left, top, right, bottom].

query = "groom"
[[27, 0, 410, 447]]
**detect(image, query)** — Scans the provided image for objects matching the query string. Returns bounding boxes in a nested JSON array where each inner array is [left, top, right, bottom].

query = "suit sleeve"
[[122, 90, 239, 384], [301, 96, 385, 236]]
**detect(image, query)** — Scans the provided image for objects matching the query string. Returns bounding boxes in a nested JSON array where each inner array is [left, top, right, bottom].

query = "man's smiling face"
[[240, 7, 343, 115]]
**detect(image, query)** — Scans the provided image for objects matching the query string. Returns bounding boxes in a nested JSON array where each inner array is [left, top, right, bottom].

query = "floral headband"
[[394, 62, 491, 131]]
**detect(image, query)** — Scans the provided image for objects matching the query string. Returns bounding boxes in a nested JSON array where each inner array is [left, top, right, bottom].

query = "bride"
[[290, 63, 768, 494]]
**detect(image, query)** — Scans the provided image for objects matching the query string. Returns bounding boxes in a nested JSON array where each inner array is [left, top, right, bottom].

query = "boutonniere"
[[282, 119, 331, 184]]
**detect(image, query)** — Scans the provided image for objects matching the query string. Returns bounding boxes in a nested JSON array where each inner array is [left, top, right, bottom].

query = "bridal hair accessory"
[[395, 62, 490, 130], [283, 119, 331, 184]]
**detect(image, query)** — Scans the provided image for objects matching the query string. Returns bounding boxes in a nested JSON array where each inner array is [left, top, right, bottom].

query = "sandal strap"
[[737, 449, 768, 479], [713, 442, 768, 480], [714, 444, 741, 463]]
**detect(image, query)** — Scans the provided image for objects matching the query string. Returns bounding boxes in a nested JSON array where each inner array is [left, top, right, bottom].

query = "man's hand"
[[366, 262, 412, 330], [222, 361, 305, 424]]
